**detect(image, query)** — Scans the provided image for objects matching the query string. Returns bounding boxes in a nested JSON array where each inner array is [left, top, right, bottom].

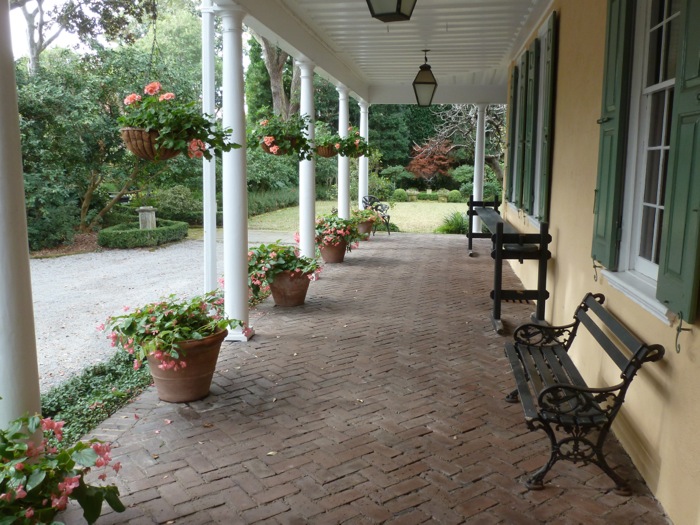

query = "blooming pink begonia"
[[144, 81, 162, 95], [159, 92, 176, 102], [123, 93, 141, 105]]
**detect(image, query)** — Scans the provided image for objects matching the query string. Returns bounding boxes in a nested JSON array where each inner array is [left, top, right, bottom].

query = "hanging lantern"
[[412, 50, 438, 106], [366, 0, 417, 22]]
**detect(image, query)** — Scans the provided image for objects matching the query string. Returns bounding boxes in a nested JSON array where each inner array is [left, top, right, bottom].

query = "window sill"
[[600, 269, 672, 325]]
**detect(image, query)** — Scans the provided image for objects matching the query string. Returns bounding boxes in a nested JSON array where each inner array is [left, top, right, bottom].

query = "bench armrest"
[[513, 322, 577, 347], [538, 382, 623, 419]]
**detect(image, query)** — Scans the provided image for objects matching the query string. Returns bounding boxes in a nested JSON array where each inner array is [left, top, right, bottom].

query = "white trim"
[[601, 270, 672, 325]]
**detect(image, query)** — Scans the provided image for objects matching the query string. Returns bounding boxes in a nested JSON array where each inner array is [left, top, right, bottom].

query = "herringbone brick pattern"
[[61, 233, 671, 524]]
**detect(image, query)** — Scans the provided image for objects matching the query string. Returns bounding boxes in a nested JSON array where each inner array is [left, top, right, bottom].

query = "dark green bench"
[[467, 197, 551, 333], [504, 293, 665, 494]]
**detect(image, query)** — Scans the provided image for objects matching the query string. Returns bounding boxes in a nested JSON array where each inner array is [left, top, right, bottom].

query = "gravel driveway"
[[30, 232, 292, 393]]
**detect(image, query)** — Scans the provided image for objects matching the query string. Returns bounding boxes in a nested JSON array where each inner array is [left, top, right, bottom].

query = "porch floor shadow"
[[61, 233, 671, 524]]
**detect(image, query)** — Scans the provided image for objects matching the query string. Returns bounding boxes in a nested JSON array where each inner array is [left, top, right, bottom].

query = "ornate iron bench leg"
[[592, 430, 631, 495], [505, 389, 519, 403], [525, 419, 559, 490]]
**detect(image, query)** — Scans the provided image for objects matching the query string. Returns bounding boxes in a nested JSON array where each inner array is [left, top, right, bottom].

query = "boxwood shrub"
[[392, 188, 408, 202], [448, 190, 464, 203], [98, 219, 188, 249]]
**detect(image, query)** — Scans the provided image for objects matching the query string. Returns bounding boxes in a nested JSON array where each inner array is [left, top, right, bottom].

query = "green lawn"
[[247, 200, 467, 233]]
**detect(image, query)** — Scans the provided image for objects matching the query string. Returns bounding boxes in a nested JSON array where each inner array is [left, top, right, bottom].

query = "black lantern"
[[412, 50, 437, 106], [366, 0, 416, 22]]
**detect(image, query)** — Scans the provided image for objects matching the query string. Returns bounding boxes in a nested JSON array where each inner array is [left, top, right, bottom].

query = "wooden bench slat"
[[577, 309, 631, 372], [583, 295, 644, 355], [504, 343, 539, 420], [528, 346, 580, 416]]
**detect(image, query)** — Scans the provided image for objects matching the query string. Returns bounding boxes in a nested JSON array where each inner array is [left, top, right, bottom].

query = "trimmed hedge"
[[448, 190, 464, 203], [98, 219, 188, 249], [417, 192, 439, 201]]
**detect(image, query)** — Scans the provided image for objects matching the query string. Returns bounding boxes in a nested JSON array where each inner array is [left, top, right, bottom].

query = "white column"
[[219, 5, 252, 340], [201, 0, 217, 292], [473, 104, 487, 232], [336, 85, 350, 218], [0, 0, 41, 426], [358, 100, 370, 208], [297, 59, 316, 259]]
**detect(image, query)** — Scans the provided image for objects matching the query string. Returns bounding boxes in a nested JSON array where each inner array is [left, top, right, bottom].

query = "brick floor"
[[60, 233, 671, 524]]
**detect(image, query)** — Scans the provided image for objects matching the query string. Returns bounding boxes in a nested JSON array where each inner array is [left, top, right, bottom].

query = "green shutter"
[[657, 0, 700, 321], [522, 40, 540, 214], [591, 0, 634, 269], [514, 52, 529, 208], [538, 12, 558, 222], [505, 66, 518, 202]]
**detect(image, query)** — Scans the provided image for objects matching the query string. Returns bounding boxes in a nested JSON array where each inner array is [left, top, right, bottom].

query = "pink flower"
[[25, 508, 34, 519], [113, 461, 122, 473], [134, 360, 141, 370], [98, 473, 107, 481], [263, 136, 276, 147], [14, 462, 24, 471], [159, 92, 176, 101], [335, 143, 341, 149], [51, 494, 69, 510], [96, 323, 105, 331], [123, 93, 141, 105], [260, 119, 269, 126], [144, 81, 162, 95], [354, 139, 360, 146], [15, 485, 27, 499], [188, 139, 207, 159], [270, 145, 280, 154]]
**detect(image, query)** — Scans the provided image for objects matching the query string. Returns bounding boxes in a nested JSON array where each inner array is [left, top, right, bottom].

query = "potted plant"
[[351, 208, 379, 237], [250, 111, 313, 160], [0, 413, 124, 524], [406, 188, 419, 202], [314, 213, 363, 263], [104, 290, 245, 403], [118, 81, 239, 161], [314, 121, 342, 158], [338, 126, 370, 158], [248, 242, 321, 306]]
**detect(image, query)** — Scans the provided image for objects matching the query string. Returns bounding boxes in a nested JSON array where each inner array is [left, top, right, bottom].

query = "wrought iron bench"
[[504, 292, 665, 494], [361, 195, 391, 235], [467, 197, 551, 333]]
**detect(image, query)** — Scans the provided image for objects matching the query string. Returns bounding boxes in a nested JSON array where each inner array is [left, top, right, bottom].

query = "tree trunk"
[[485, 155, 504, 184], [20, 0, 63, 75], [253, 32, 301, 119], [255, 34, 290, 117]]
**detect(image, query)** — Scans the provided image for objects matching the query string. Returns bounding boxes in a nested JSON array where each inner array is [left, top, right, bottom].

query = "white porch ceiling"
[[225, 0, 550, 105]]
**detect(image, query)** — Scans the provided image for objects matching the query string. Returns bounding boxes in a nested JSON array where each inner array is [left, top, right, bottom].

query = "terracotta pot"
[[319, 240, 347, 263], [315, 145, 338, 158], [147, 329, 228, 403], [269, 270, 312, 306], [120, 127, 180, 161], [357, 220, 374, 235]]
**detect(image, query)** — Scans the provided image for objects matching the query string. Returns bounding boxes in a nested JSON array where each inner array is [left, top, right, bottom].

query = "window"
[[506, 12, 557, 222], [593, 0, 700, 322]]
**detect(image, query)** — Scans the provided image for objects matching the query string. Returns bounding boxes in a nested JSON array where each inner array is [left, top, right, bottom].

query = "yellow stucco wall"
[[503, 1, 700, 523]]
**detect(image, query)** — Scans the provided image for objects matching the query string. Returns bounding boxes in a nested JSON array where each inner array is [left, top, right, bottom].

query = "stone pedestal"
[[137, 206, 157, 230]]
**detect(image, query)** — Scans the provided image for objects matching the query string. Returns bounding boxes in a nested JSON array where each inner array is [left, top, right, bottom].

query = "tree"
[[368, 105, 411, 167], [249, 31, 299, 119], [430, 104, 507, 182], [12, 0, 158, 74], [406, 140, 456, 188]]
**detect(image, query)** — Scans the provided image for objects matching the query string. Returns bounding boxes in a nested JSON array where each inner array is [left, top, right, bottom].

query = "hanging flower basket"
[[315, 145, 339, 158], [120, 127, 181, 161]]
